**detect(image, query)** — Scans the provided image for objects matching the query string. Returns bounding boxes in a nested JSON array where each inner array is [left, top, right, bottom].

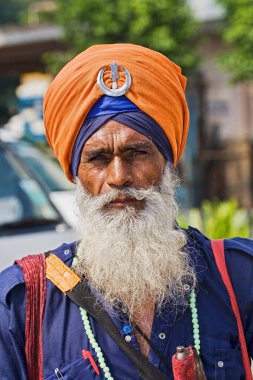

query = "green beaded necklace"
[[80, 308, 114, 379], [189, 290, 200, 352], [79, 289, 200, 380]]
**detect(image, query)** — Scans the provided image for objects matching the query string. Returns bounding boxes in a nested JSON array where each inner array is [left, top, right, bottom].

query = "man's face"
[[74, 137, 195, 312], [78, 120, 166, 209]]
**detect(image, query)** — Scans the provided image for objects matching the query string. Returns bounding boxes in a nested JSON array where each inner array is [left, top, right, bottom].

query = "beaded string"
[[189, 290, 201, 353], [72, 255, 114, 379], [79, 289, 200, 379], [80, 308, 114, 380]]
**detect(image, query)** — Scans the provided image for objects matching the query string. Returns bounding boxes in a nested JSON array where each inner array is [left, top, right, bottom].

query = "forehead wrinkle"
[[119, 141, 154, 153], [83, 126, 154, 154]]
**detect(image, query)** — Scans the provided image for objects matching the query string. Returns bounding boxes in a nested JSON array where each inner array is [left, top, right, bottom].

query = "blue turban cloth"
[[70, 95, 173, 177]]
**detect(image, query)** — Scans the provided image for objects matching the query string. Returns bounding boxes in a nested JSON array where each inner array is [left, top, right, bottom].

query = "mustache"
[[90, 186, 157, 208]]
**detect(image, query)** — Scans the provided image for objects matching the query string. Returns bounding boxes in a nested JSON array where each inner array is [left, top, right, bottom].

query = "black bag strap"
[[132, 323, 170, 371], [66, 281, 169, 380]]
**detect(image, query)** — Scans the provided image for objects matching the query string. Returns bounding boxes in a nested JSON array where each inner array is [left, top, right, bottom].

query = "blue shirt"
[[1, 226, 253, 380]]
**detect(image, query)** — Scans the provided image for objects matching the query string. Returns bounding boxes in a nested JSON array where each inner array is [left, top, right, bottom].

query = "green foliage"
[[45, 0, 199, 75], [178, 199, 251, 238], [218, 0, 253, 81]]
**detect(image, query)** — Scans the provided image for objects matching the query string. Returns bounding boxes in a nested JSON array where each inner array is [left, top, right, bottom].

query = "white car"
[[0, 131, 76, 271], [0, 128, 77, 227]]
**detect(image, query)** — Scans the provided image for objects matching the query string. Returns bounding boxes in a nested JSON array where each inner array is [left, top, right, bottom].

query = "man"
[[0, 43, 253, 380]]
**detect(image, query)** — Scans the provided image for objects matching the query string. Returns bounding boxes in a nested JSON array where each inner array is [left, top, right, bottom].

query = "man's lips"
[[106, 197, 144, 208], [111, 198, 137, 205]]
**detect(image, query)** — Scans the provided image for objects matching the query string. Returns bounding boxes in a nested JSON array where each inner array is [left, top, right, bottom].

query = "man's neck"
[[131, 302, 155, 358]]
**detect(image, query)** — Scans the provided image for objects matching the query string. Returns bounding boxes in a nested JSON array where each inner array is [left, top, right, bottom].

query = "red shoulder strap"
[[16, 254, 46, 380], [211, 239, 252, 380]]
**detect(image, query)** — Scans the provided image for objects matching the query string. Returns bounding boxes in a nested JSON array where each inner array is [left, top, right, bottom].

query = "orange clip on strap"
[[46, 254, 80, 293]]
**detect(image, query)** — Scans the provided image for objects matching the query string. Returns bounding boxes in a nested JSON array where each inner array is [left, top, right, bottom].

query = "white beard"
[[72, 165, 195, 316]]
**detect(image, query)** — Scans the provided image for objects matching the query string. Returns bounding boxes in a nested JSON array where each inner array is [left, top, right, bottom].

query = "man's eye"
[[87, 155, 108, 162], [132, 150, 147, 156]]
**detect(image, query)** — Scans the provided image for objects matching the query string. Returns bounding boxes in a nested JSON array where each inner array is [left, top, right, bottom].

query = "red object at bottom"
[[82, 349, 100, 376], [172, 347, 196, 380]]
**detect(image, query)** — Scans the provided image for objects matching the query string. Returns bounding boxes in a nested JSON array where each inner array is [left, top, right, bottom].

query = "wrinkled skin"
[[78, 120, 166, 210]]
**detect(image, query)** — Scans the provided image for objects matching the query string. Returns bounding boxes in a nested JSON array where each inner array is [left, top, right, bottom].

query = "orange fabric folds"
[[43, 43, 189, 181]]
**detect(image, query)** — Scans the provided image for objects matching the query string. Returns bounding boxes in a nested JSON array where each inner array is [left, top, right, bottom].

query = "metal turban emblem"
[[97, 62, 131, 97]]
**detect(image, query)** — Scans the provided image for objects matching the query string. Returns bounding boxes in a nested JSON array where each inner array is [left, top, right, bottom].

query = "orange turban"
[[44, 43, 189, 181]]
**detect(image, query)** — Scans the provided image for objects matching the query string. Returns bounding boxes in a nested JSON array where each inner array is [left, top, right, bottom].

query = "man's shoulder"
[[186, 225, 253, 259], [0, 241, 77, 307], [187, 226, 253, 303], [224, 235, 253, 257]]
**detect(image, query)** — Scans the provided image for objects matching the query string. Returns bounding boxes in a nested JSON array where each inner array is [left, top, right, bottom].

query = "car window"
[[0, 146, 60, 227], [10, 141, 74, 192]]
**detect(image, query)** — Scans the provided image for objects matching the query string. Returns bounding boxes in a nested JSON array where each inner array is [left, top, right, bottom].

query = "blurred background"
[[0, 0, 253, 269]]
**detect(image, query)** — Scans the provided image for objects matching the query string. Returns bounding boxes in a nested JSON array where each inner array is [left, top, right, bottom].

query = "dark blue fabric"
[[1, 227, 253, 379], [87, 95, 139, 117], [70, 95, 173, 177]]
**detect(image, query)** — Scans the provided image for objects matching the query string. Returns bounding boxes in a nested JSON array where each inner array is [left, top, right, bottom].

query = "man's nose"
[[106, 157, 133, 188]]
